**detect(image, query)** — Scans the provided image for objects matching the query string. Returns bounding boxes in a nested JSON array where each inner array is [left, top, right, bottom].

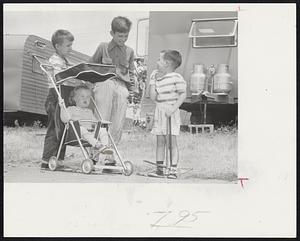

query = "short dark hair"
[[51, 29, 74, 48], [161, 50, 182, 70], [68, 84, 91, 105], [111, 16, 132, 33]]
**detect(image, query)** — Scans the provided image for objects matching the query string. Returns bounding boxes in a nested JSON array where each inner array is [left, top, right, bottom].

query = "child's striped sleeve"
[[174, 75, 187, 93], [149, 70, 158, 85]]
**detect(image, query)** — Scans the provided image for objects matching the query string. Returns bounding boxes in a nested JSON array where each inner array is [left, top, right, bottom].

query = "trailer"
[[137, 11, 238, 126], [3, 34, 89, 125]]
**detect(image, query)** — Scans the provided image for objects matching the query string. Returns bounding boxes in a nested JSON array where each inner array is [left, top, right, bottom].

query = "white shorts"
[[151, 103, 181, 136]]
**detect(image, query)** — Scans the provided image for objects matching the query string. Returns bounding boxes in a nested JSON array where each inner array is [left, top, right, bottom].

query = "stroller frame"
[[40, 62, 133, 175]]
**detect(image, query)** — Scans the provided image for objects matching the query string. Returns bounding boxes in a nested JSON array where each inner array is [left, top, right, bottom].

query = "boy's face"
[[55, 39, 73, 57], [110, 31, 129, 47], [74, 89, 91, 108], [156, 53, 168, 73]]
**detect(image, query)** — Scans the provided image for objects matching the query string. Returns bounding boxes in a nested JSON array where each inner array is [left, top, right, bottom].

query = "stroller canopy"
[[55, 63, 117, 85]]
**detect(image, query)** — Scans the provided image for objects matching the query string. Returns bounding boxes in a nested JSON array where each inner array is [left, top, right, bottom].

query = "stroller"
[[39, 61, 134, 175]]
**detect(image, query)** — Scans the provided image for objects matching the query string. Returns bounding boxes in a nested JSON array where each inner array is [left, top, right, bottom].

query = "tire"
[[48, 156, 58, 171], [81, 159, 94, 174], [123, 161, 134, 176]]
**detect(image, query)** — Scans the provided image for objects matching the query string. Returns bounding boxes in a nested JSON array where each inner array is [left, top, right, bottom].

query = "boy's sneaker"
[[41, 162, 49, 170], [167, 173, 177, 179], [167, 169, 178, 179], [147, 168, 165, 178], [41, 159, 63, 170]]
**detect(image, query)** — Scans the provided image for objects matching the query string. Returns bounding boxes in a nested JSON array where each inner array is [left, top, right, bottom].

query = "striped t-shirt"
[[149, 70, 186, 105]]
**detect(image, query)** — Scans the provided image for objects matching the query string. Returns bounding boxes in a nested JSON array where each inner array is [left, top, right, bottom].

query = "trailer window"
[[34, 40, 46, 49], [32, 55, 46, 75], [189, 17, 238, 48]]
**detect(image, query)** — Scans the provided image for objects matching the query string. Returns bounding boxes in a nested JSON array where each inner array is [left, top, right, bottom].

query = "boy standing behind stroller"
[[59, 85, 113, 156], [89, 16, 137, 166], [148, 50, 187, 179], [41, 30, 76, 169]]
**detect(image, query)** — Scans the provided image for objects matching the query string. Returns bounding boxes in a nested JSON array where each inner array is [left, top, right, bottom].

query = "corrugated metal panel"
[[20, 35, 52, 114], [19, 35, 90, 115]]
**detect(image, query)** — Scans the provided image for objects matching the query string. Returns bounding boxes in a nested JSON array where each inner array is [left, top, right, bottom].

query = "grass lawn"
[[4, 125, 237, 182]]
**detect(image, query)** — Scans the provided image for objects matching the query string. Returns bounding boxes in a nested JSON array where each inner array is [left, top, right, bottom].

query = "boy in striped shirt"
[[149, 50, 187, 179]]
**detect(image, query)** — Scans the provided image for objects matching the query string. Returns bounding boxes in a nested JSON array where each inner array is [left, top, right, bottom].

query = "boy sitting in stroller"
[[59, 84, 113, 156]]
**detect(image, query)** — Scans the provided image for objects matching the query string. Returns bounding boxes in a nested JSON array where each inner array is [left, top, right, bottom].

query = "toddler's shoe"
[[92, 146, 113, 160], [100, 145, 114, 155], [95, 143, 114, 155]]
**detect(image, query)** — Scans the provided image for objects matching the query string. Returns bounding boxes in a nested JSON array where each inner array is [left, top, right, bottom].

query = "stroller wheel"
[[81, 159, 94, 174], [48, 156, 58, 171], [123, 161, 134, 176]]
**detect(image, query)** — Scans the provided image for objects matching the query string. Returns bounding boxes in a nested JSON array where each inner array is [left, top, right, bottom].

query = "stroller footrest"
[[94, 165, 123, 171]]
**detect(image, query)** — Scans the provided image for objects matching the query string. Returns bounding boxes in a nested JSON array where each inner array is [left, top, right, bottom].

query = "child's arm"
[[59, 99, 71, 123], [149, 83, 157, 101], [165, 77, 187, 117], [165, 91, 187, 117], [88, 43, 103, 63], [128, 50, 138, 93], [149, 70, 158, 101]]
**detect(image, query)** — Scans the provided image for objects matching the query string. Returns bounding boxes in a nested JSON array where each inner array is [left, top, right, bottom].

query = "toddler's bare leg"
[[98, 127, 109, 146], [80, 126, 97, 147]]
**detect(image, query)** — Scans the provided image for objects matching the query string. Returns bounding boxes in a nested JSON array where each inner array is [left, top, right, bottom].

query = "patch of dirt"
[[4, 163, 233, 184]]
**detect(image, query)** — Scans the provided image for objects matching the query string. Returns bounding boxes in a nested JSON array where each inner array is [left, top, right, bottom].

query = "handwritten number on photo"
[[151, 210, 210, 228]]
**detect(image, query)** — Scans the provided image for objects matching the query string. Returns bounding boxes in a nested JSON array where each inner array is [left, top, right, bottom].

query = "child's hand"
[[58, 98, 65, 107], [84, 81, 94, 90], [165, 108, 175, 117], [162, 103, 175, 117]]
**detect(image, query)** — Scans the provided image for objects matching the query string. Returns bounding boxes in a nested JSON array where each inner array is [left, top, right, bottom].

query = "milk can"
[[213, 64, 233, 94], [190, 64, 206, 94]]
